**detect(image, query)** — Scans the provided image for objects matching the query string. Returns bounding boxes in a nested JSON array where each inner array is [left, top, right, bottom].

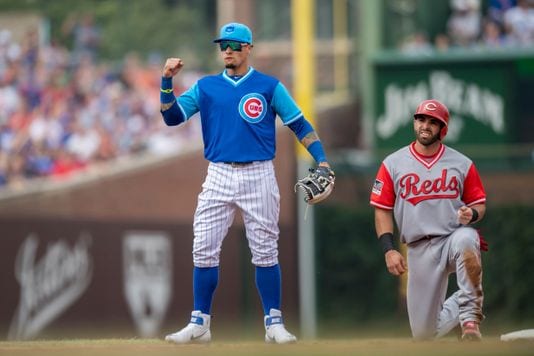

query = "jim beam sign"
[[376, 70, 506, 145], [9, 233, 93, 340], [123, 231, 172, 337]]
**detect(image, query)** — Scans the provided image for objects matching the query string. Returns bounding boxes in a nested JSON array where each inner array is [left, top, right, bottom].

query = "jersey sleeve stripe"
[[370, 201, 394, 210], [466, 198, 486, 206], [283, 112, 304, 125]]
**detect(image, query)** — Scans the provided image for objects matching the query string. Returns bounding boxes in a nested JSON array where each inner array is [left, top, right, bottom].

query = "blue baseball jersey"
[[176, 67, 302, 162]]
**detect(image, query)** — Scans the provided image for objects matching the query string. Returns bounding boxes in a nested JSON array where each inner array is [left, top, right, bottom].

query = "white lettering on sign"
[[377, 71, 505, 141], [8, 233, 93, 340], [123, 231, 172, 337]]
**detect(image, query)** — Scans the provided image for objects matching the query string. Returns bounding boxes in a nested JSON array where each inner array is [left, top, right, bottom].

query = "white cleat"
[[165, 310, 211, 344], [264, 308, 297, 344]]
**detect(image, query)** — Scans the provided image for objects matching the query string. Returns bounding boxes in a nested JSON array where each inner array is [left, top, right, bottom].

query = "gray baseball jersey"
[[370, 142, 486, 339]]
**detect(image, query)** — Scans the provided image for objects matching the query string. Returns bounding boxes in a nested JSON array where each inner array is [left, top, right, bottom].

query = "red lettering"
[[399, 173, 418, 199], [398, 169, 460, 205], [421, 180, 432, 194]]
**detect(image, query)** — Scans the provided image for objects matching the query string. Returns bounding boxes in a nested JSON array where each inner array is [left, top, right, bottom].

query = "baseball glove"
[[294, 166, 335, 204]]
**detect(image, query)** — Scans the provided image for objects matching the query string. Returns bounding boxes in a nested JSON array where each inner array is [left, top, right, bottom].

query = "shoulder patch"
[[372, 179, 384, 196]]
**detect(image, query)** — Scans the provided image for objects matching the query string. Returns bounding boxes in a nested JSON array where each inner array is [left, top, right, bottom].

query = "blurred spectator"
[[65, 119, 101, 163], [20, 28, 39, 72], [50, 150, 85, 178], [434, 33, 452, 52], [447, 0, 483, 47], [26, 142, 54, 177], [488, 0, 517, 26], [400, 32, 433, 55], [481, 19, 507, 47], [502, 0, 534, 47], [0, 29, 21, 64], [62, 13, 101, 63], [0, 151, 8, 185]]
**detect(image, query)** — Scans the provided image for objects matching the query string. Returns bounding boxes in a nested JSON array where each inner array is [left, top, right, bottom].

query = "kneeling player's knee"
[[453, 228, 479, 252]]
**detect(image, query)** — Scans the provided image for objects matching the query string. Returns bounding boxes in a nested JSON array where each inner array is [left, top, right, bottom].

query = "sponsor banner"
[[0, 218, 298, 340], [8, 233, 93, 340], [374, 62, 515, 149], [123, 231, 172, 337]]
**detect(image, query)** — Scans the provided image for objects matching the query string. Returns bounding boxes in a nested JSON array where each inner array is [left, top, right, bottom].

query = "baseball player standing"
[[160, 22, 332, 344], [370, 99, 487, 341]]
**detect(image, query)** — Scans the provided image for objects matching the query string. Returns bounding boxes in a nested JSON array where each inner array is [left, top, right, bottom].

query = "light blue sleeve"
[[271, 82, 303, 125], [177, 82, 201, 120]]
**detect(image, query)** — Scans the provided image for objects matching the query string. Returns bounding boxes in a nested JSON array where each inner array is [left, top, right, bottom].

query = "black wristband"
[[469, 208, 479, 223], [379, 232, 396, 254]]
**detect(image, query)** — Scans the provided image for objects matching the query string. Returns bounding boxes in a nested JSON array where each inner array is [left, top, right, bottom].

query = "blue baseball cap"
[[213, 22, 253, 44]]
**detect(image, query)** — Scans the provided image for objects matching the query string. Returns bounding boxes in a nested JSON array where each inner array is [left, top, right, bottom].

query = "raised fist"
[[163, 58, 184, 78]]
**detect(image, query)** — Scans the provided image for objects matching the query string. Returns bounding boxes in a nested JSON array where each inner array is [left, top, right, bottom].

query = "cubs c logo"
[[239, 93, 267, 123], [424, 102, 438, 111]]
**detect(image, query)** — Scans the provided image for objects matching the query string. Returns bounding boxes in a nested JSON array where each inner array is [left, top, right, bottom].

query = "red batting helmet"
[[414, 99, 450, 139]]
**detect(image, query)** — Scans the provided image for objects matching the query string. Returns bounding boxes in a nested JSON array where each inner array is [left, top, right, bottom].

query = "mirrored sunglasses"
[[219, 41, 244, 52]]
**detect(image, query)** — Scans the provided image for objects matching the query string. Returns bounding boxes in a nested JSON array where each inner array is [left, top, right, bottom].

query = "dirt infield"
[[0, 338, 532, 356]]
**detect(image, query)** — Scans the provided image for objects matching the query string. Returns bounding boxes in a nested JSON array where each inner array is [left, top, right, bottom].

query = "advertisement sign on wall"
[[373, 57, 517, 151]]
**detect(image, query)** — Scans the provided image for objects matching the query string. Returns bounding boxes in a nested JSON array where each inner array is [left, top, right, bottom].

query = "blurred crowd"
[[0, 24, 200, 189], [401, 0, 534, 53]]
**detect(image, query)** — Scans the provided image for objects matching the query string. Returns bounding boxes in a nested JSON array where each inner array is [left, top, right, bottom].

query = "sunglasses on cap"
[[218, 40, 245, 51]]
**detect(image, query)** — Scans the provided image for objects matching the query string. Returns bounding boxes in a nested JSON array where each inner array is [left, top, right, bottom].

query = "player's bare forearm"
[[374, 208, 394, 237], [470, 203, 485, 221], [375, 209, 407, 275]]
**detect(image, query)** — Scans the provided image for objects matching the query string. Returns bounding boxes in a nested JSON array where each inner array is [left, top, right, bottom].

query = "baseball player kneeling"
[[370, 99, 487, 341]]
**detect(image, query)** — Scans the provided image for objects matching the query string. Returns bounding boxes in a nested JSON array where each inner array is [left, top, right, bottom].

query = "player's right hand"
[[163, 58, 184, 78], [385, 250, 407, 276], [457, 205, 473, 225]]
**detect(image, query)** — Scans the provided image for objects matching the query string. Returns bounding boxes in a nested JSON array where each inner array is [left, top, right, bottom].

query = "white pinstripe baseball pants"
[[192, 161, 280, 267]]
